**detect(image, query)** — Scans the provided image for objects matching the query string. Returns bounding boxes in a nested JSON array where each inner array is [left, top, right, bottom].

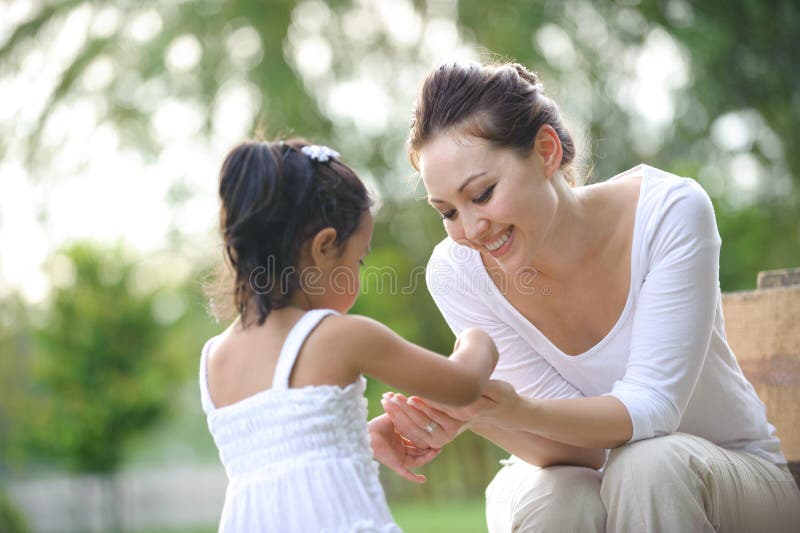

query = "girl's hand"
[[367, 414, 440, 483], [381, 392, 468, 449]]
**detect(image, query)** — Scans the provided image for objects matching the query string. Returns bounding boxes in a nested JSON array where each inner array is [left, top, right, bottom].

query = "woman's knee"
[[601, 433, 717, 508], [604, 433, 711, 486], [486, 462, 605, 533]]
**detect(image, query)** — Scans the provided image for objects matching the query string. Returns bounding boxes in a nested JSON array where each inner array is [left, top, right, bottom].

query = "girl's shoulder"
[[297, 313, 415, 384], [312, 313, 397, 351]]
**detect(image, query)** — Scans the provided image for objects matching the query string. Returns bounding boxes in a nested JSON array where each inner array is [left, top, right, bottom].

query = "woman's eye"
[[440, 209, 456, 220], [473, 184, 496, 204]]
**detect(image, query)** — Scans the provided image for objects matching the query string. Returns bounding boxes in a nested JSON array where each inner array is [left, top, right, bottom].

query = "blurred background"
[[1, 0, 798, 531]]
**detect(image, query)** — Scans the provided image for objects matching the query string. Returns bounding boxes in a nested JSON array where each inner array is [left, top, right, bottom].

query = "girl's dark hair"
[[209, 138, 371, 327], [408, 62, 577, 184]]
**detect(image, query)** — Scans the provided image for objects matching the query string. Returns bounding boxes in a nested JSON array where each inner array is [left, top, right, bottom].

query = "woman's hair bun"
[[512, 63, 542, 89]]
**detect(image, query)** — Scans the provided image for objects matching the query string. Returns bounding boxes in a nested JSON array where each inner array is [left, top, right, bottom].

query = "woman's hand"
[[427, 379, 521, 429], [382, 380, 522, 448], [381, 392, 467, 449], [367, 414, 440, 483], [458, 379, 521, 429]]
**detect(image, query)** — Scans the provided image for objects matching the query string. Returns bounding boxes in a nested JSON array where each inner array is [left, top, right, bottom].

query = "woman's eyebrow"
[[457, 171, 488, 192], [428, 171, 488, 204]]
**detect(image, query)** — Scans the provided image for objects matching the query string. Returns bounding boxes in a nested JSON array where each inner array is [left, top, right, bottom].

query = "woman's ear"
[[308, 227, 339, 268], [534, 125, 563, 179]]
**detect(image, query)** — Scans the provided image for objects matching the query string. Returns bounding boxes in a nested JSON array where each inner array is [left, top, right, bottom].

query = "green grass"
[[132, 499, 487, 533], [392, 499, 486, 533], [132, 526, 217, 533]]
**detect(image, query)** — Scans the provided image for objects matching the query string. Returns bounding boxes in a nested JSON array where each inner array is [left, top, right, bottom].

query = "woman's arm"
[[470, 425, 606, 470], [423, 380, 631, 450], [383, 390, 606, 469], [604, 179, 722, 441], [472, 381, 632, 450]]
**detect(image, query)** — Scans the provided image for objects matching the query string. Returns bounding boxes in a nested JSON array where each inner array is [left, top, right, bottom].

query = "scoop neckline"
[[471, 164, 649, 360]]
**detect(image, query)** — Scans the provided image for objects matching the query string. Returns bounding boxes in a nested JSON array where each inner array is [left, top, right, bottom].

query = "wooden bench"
[[721, 268, 800, 485]]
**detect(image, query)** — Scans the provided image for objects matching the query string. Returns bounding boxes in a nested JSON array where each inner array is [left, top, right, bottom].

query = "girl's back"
[[199, 308, 401, 532]]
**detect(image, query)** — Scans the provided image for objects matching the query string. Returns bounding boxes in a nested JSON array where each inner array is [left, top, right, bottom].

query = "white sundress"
[[199, 308, 403, 532]]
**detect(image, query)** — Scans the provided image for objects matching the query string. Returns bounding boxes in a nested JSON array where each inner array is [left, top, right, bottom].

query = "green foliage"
[[715, 200, 800, 291], [0, 293, 30, 475], [0, 1, 329, 163], [0, 489, 29, 533], [2, 0, 795, 292], [23, 243, 191, 474]]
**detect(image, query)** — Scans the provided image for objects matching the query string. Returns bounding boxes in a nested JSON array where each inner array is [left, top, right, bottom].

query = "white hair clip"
[[301, 145, 340, 163]]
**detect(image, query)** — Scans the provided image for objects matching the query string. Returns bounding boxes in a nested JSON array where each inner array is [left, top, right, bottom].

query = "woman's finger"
[[406, 396, 463, 432], [391, 393, 456, 435], [381, 398, 437, 448], [396, 395, 464, 447]]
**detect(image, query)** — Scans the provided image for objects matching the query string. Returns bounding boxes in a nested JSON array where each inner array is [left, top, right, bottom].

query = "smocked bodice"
[[205, 377, 372, 481]]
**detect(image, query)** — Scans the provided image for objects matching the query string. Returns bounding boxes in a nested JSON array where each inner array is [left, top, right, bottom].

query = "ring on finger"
[[424, 421, 438, 434]]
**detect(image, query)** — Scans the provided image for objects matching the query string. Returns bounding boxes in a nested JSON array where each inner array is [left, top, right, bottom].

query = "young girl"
[[199, 138, 499, 532]]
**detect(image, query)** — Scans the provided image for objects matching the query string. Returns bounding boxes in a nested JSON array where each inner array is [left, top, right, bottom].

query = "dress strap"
[[198, 336, 219, 413], [272, 309, 338, 390]]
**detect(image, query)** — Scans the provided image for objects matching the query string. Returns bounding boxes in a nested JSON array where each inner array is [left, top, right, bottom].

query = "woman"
[[378, 62, 800, 532]]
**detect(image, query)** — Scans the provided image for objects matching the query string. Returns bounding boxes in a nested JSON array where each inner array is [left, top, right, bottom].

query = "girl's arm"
[[338, 315, 499, 406]]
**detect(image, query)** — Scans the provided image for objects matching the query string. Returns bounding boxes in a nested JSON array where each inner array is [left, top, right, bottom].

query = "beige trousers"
[[485, 433, 800, 533]]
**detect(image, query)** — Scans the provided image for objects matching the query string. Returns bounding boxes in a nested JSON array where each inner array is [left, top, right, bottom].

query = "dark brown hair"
[[209, 138, 371, 327], [408, 62, 576, 183]]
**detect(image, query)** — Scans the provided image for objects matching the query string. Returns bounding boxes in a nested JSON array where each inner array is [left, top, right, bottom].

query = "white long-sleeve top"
[[426, 164, 785, 465]]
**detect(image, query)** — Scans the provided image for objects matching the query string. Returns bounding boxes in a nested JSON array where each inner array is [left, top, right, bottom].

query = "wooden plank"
[[757, 267, 800, 289], [722, 286, 800, 462]]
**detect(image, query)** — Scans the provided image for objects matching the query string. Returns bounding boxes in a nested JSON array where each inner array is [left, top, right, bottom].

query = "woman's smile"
[[483, 226, 514, 257]]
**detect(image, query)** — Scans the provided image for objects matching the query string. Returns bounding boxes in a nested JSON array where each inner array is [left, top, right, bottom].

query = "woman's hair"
[[408, 62, 577, 184], [208, 138, 371, 327]]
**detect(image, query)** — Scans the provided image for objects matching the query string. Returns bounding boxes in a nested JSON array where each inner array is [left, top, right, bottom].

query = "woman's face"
[[419, 130, 559, 274]]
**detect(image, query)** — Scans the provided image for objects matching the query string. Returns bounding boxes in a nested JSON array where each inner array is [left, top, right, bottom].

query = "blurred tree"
[[0, 489, 30, 533], [20, 243, 193, 530], [1, 1, 796, 294], [0, 292, 31, 476], [635, 0, 800, 288], [0, 0, 327, 161]]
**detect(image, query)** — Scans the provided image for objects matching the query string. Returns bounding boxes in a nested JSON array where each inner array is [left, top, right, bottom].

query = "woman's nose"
[[463, 215, 490, 244]]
